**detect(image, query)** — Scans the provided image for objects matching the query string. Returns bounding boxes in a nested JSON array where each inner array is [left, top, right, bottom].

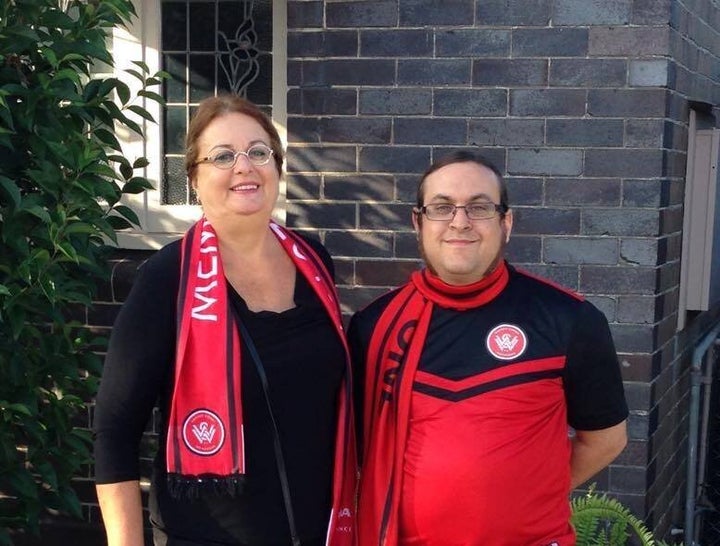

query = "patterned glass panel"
[[160, 0, 273, 205]]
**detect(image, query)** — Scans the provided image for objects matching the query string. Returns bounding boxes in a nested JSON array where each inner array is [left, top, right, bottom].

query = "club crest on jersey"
[[486, 323, 527, 360], [182, 409, 225, 456]]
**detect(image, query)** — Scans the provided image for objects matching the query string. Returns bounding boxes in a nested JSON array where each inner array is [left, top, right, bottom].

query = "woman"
[[94, 95, 356, 546]]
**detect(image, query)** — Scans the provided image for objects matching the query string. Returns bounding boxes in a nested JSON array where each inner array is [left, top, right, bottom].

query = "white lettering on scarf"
[[192, 222, 219, 321]]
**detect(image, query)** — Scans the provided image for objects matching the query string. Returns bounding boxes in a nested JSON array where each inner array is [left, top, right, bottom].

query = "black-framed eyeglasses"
[[195, 144, 274, 169], [416, 202, 506, 221]]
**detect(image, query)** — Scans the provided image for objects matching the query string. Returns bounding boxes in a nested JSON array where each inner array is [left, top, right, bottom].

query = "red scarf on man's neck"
[[168, 217, 356, 546], [357, 262, 509, 546]]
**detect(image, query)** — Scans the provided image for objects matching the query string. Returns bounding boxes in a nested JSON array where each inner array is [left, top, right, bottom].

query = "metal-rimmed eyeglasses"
[[416, 202, 506, 221], [195, 143, 274, 169]]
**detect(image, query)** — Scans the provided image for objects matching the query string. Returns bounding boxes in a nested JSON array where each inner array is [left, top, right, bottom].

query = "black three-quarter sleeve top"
[[94, 235, 345, 546]]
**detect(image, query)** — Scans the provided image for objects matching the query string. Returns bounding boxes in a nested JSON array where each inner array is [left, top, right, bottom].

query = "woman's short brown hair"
[[185, 95, 284, 182]]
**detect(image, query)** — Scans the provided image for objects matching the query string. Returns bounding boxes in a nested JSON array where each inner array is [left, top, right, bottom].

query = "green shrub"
[[572, 486, 680, 546], [0, 1, 163, 543]]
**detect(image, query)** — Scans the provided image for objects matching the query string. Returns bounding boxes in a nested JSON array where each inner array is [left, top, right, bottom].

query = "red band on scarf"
[[168, 218, 357, 546], [358, 262, 509, 546]]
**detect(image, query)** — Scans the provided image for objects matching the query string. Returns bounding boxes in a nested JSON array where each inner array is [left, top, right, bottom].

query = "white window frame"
[[112, 0, 287, 249]]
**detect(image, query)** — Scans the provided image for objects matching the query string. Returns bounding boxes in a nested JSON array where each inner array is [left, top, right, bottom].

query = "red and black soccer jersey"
[[349, 264, 628, 546]]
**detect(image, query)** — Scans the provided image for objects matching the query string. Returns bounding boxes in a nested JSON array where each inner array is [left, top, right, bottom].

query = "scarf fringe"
[[167, 473, 245, 499]]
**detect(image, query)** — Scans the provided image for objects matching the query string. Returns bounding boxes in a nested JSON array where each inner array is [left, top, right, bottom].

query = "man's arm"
[[570, 420, 627, 490], [96, 481, 145, 546]]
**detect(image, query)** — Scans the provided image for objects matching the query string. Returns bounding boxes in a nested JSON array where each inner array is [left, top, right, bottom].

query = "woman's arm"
[[96, 481, 145, 546]]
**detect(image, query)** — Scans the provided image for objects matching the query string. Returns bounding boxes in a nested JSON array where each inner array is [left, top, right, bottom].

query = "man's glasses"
[[417, 202, 506, 221], [195, 144, 274, 169]]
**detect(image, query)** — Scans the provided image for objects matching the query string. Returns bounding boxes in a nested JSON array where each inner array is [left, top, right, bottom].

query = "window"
[[112, 0, 286, 248]]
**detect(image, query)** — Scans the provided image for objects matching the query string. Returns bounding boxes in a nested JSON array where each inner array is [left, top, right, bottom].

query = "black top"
[[94, 235, 345, 546]]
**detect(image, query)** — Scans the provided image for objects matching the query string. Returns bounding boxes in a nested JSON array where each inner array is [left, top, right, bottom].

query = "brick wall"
[[285, 0, 720, 541]]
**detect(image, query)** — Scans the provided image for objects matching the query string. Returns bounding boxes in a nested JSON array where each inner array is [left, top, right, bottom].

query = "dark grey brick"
[[510, 89, 586, 116], [326, 1, 398, 27], [360, 88, 432, 115], [544, 237, 619, 265], [505, 235, 542, 263], [356, 259, 419, 287], [506, 177, 544, 206], [609, 323, 655, 352], [287, 30, 358, 58], [287, 174, 321, 200], [333, 257, 354, 286], [520, 264, 579, 290], [359, 203, 413, 230], [585, 295, 617, 321], [395, 118, 467, 145], [511, 207, 581, 235], [340, 286, 395, 314], [580, 265, 656, 294], [436, 29, 510, 57], [550, 59, 627, 87], [302, 59, 396, 86], [433, 147, 507, 173], [620, 238, 659, 266], [588, 89, 668, 117], [361, 29, 432, 57], [320, 117, 393, 144], [287, 145, 357, 173], [590, 24, 669, 56], [399, 0, 474, 26], [512, 28, 588, 57], [582, 209, 660, 237], [434, 89, 508, 117], [325, 230, 393, 258], [629, 59, 669, 87], [619, 381, 652, 411], [625, 119, 665, 148], [618, 295, 656, 324], [631, 0, 671, 24], [398, 59, 471, 85], [396, 174, 422, 202], [359, 146, 431, 173], [553, 0, 632, 25], [288, 202, 357, 229], [508, 149, 583, 176], [585, 149, 664, 177], [609, 466, 647, 494], [476, 0, 552, 25], [469, 119, 543, 146], [301, 88, 357, 116], [546, 178, 621, 207], [287, 1, 323, 28], [395, 231, 421, 259], [287, 60, 302, 86], [622, 179, 665, 208], [473, 59, 547, 87], [324, 174, 395, 201], [547, 119, 624, 147]]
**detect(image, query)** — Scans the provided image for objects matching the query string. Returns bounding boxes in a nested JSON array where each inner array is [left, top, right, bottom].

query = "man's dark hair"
[[416, 151, 509, 215]]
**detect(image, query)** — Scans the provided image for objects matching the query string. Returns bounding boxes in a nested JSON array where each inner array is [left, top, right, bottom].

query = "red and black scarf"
[[357, 262, 509, 546], [167, 217, 357, 546]]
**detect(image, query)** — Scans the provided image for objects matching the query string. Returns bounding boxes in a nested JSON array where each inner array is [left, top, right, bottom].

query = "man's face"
[[413, 161, 513, 286]]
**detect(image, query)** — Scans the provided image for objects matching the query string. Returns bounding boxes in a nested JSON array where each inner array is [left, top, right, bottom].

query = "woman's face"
[[192, 112, 280, 223]]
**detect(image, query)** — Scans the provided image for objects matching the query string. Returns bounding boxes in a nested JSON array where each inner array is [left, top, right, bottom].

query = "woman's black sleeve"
[[93, 243, 180, 483]]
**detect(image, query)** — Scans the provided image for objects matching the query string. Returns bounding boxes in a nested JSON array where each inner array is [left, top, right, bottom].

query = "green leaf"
[[124, 68, 146, 82], [0, 175, 21, 207], [122, 176, 154, 194], [115, 80, 131, 106], [127, 104, 156, 123], [133, 157, 150, 169], [113, 205, 140, 226], [131, 60, 150, 73], [138, 89, 165, 105], [93, 128, 122, 151]]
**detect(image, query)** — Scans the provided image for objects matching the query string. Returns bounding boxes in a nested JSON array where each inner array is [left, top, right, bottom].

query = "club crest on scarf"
[[486, 323, 527, 360], [182, 409, 226, 455]]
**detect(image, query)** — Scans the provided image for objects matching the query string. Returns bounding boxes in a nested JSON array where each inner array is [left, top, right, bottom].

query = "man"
[[349, 151, 628, 546]]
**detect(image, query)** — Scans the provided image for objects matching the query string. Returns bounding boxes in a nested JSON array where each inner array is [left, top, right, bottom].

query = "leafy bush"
[[0, 1, 163, 543], [572, 487, 681, 546]]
